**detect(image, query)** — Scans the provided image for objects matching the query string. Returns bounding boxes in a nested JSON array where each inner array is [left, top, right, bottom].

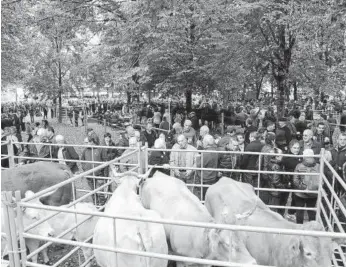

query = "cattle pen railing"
[[1, 142, 346, 267]]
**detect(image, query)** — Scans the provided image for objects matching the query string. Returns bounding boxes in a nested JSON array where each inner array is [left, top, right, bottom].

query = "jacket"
[[330, 145, 346, 178], [148, 150, 170, 176], [241, 140, 264, 170], [80, 147, 106, 175], [275, 126, 292, 147], [53, 145, 79, 173], [170, 144, 197, 176], [293, 159, 320, 198], [183, 127, 197, 146], [267, 160, 288, 196], [196, 146, 219, 184], [299, 140, 321, 156]]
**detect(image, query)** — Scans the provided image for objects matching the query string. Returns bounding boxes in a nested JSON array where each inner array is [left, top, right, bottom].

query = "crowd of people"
[[1, 95, 346, 223]]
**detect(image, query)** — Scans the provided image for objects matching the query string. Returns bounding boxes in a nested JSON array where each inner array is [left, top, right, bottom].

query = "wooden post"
[[221, 112, 225, 135], [7, 140, 15, 168]]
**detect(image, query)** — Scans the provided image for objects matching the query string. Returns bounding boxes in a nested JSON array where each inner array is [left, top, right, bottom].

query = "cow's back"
[[1, 162, 73, 206]]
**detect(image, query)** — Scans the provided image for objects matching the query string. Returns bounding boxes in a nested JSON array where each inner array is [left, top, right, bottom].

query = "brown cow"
[[1, 162, 73, 206]]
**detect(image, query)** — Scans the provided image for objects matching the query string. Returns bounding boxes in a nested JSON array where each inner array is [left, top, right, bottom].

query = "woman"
[[282, 139, 302, 221], [41, 120, 49, 137], [101, 132, 119, 177], [293, 149, 320, 224], [267, 148, 289, 216]]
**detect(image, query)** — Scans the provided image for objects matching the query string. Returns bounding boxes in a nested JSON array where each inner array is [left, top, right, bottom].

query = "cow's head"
[[207, 206, 257, 265], [110, 165, 152, 192], [276, 221, 336, 267], [22, 191, 55, 238]]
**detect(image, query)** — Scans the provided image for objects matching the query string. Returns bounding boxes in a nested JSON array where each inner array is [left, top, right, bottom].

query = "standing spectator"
[[29, 106, 35, 123], [74, 108, 79, 127], [43, 105, 48, 120], [41, 120, 49, 137], [101, 132, 119, 177], [118, 126, 135, 153], [218, 126, 237, 148], [68, 107, 73, 125], [119, 137, 143, 173], [170, 134, 197, 182], [330, 133, 346, 195], [236, 132, 246, 152], [196, 135, 219, 200], [142, 122, 157, 148], [87, 128, 100, 146], [313, 122, 330, 148], [148, 138, 170, 176], [295, 113, 307, 140], [244, 118, 257, 144], [275, 118, 292, 152], [293, 149, 320, 224], [299, 129, 321, 155], [12, 109, 24, 143], [196, 125, 210, 150], [282, 140, 302, 221], [183, 119, 197, 146], [53, 135, 79, 174], [25, 122, 33, 143], [218, 139, 241, 180], [159, 115, 171, 134], [241, 131, 264, 187], [267, 148, 289, 216], [153, 107, 162, 128], [80, 136, 107, 205], [305, 105, 314, 121]]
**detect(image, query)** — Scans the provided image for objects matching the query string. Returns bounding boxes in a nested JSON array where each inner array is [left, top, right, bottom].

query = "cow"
[[140, 171, 257, 267], [1, 162, 73, 206], [93, 168, 168, 267], [205, 177, 342, 267], [1, 193, 55, 262], [23, 191, 99, 266]]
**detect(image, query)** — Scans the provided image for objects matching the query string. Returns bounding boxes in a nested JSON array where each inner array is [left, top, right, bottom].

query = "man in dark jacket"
[[241, 131, 264, 187], [196, 134, 219, 201], [299, 129, 321, 155], [330, 133, 346, 194], [244, 118, 257, 144], [53, 135, 80, 173], [142, 122, 157, 148], [275, 118, 292, 152]]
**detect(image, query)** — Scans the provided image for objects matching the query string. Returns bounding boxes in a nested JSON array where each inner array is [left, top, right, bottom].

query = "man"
[[148, 138, 170, 177], [182, 119, 197, 146], [12, 109, 24, 143], [299, 129, 321, 155], [218, 126, 237, 148], [119, 137, 143, 173], [196, 125, 210, 150], [87, 128, 100, 145], [196, 134, 219, 200], [53, 135, 79, 173], [240, 131, 264, 187], [330, 133, 346, 194], [266, 120, 276, 134], [244, 118, 257, 144], [142, 122, 157, 148], [295, 112, 307, 141], [313, 122, 330, 148], [170, 134, 197, 182], [118, 126, 135, 153], [275, 118, 292, 152]]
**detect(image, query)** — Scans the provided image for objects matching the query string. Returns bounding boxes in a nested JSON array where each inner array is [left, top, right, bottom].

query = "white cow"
[[24, 191, 99, 266], [140, 171, 257, 267], [93, 169, 168, 267], [205, 177, 340, 267], [1, 196, 55, 261]]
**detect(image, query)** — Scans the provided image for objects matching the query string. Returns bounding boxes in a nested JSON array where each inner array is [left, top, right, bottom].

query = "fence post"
[[104, 119, 107, 135], [72, 109, 75, 126], [137, 142, 143, 174], [316, 149, 325, 224], [2, 192, 15, 267], [4, 192, 21, 267], [15, 191, 27, 267], [84, 105, 88, 134], [201, 152, 204, 201], [221, 112, 224, 135], [7, 139, 15, 168]]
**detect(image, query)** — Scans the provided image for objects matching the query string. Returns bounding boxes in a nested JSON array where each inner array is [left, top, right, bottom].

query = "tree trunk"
[[185, 88, 192, 113], [293, 81, 298, 101], [58, 61, 62, 123]]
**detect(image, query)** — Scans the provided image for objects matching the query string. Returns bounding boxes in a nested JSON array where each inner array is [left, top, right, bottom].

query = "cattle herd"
[[1, 162, 345, 267]]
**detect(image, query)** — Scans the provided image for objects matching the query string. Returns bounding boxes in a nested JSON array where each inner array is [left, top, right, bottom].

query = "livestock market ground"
[[20, 113, 123, 266]]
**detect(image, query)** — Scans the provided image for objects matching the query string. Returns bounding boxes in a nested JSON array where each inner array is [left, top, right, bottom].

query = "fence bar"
[[5, 192, 21, 267], [1, 192, 16, 267], [12, 141, 134, 150], [7, 140, 15, 168], [18, 202, 346, 239], [316, 149, 325, 222], [257, 154, 261, 197], [15, 191, 27, 267], [23, 233, 273, 267]]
